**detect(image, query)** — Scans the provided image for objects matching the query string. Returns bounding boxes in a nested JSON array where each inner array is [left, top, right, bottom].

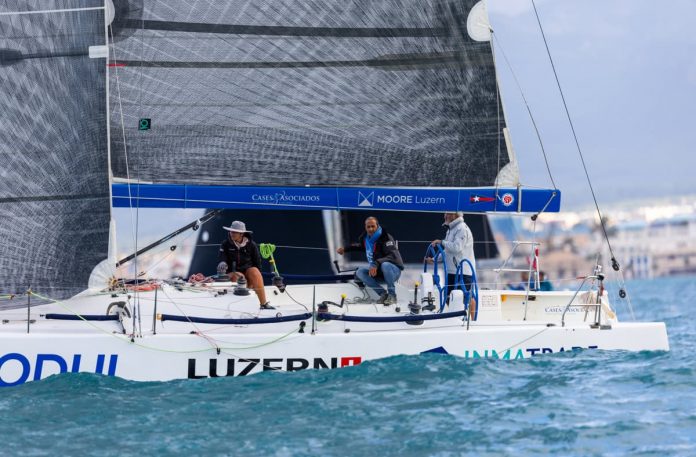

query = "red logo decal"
[[470, 195, 495, 203], [340, 356, 362, 367]]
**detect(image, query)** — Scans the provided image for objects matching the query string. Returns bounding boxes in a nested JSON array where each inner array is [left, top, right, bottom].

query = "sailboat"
[[0, 0, 668, 386]]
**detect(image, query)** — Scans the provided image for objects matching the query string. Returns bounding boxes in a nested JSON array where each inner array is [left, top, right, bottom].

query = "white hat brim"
[[223, 226, 251, 233]]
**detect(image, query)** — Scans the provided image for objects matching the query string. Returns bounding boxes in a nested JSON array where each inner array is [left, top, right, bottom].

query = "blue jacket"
[[344, 229, 404, 270]]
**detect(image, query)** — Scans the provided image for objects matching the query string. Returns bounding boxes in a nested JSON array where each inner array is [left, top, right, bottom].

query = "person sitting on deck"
[[508, 271, 531, 291], [336, 216, 404, 306], [538, 271, 554, 291], [217, 220, 274, 310]]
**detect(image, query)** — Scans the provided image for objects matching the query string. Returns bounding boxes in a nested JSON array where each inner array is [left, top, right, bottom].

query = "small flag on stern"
[[470, 194, 495, 203]]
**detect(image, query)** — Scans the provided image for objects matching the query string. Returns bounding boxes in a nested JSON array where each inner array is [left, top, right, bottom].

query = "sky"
[[487, 0, 696, 208]]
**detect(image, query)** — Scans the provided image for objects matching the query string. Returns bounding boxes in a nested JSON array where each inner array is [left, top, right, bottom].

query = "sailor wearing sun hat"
[[217, 220, 274, 309]]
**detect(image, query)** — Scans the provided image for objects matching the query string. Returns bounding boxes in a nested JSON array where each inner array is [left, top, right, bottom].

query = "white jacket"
[[440, 217, 476, 276]]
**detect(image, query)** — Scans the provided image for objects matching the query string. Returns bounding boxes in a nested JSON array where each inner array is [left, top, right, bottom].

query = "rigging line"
[[116, 210, 220, 267], [30, 291, 298, 353], [195, 241, 503, 248], [283, 289, 310, 312], [529, 0, 616, 261], [491, 32, 557, 190], [157, 287, 301, 357], [612, 267, 636, 321], [400, 240, 501, 245], [109, 25, 142, 331], [104, 7, 115, 276], [0, 6, 103, 16], [202, 327, 301, 351], [134, 12, 149, 333], [159, 285, 220, 353], [133, 228, 198, 278], [491, 31, 502, 189], [522, 217, 538, 321], [499, 326, 550, 354], [195, 243, 329, 251], [109, 26, 137, 262]]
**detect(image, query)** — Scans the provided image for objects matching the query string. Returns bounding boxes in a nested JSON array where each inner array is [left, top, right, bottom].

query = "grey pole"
[[26, 285, 31, 334]]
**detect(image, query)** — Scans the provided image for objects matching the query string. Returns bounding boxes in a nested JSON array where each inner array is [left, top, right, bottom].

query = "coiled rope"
[[259, 243, 280, 276]]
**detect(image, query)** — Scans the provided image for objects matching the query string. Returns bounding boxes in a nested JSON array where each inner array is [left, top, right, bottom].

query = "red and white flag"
[[470, 194, 495, 203]]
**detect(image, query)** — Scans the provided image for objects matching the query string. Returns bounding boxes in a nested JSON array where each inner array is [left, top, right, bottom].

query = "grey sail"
[[109, 0, 510, 187], [0, 1, 110, 303]]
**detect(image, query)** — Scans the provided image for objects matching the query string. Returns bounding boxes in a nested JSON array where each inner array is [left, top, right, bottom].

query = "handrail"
[[424, 244, 448, 312], [318, 309, 467, 323], [494, 240, 541, 289], [561, 275, 599, 327], [160, 312, 312, 325], [455, 259, 479, 324], [260, 272, 354, 283]]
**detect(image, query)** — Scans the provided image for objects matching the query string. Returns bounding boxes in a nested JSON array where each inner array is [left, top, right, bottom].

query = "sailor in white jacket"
[[431, 212, 476, 301]]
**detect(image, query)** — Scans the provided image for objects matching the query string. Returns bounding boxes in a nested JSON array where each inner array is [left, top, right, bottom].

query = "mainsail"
[[0, 1, 110, 301], [0, 0, 523, 301], [109, 0, 513, 187]]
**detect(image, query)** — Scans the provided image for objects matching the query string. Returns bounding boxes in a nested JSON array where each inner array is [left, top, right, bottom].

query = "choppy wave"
[[3, 276, 696, 456]]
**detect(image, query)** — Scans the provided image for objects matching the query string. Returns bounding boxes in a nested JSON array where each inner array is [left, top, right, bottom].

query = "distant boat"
[[0, 0, 667, 386]]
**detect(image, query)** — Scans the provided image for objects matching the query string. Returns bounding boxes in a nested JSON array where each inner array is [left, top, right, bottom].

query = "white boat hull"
[[0, 282, 669, 386]]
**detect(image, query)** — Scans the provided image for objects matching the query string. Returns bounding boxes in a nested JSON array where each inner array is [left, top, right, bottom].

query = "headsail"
[[0, 1, 110, 301], [109, 0, 514, 187]]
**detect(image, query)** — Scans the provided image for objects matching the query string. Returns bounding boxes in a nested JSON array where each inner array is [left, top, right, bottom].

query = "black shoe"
[[260, 302, 276, 310]]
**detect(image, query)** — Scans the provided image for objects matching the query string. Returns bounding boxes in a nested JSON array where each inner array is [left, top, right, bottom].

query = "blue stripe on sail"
[[112, 184, 561, 213]]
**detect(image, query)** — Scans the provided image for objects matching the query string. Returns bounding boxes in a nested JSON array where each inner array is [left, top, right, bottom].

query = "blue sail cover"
[[113, 184, 560, 213]]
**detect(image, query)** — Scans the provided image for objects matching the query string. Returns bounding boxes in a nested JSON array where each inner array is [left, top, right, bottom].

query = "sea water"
[[2, 276, 695, 456]]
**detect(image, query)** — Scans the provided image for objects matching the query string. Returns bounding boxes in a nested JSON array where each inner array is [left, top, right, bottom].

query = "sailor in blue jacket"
[[337, 216, 404, 306]]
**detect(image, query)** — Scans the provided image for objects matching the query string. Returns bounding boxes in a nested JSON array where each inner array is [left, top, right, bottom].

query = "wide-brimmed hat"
[[223, 220, 251, 233]]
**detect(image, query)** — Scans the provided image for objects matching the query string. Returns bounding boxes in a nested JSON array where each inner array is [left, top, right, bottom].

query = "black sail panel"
[[109, 0, 509, 187], [0, 1, 109, 302]]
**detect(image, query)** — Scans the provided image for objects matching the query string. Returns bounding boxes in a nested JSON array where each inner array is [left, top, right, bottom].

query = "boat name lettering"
[[0, 353, 118, 387], [375, 194, 445, 205], [544, 306, 583, 313], [464, 345, 598, 359], [251, 191, 321, 205], [187, 356, 362, 379]]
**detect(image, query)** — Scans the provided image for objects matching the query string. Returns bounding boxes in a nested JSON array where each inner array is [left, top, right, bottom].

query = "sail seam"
[[0, 193, 109, 204], [0, 6, 104, 17], [115, 18, 447, 38]]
